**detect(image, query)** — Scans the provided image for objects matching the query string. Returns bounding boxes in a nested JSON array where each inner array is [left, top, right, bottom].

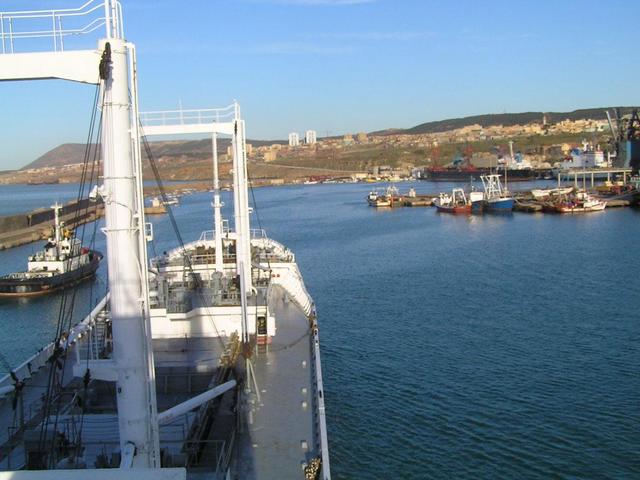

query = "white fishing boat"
[[555, 191, 607, 213], [0, 2, 330, 479], [531, 186, 574, 199]]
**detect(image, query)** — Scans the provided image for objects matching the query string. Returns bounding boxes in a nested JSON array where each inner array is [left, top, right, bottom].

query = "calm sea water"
[[0, 182, 638, 479]]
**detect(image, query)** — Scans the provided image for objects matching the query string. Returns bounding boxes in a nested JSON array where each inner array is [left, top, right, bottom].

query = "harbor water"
[[0, 182, 638, 479]]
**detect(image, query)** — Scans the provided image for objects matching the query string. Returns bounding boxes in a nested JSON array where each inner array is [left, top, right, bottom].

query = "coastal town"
[[1, 109, 635, 187]]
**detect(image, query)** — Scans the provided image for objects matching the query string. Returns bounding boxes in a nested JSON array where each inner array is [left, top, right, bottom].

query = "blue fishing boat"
[[480, 174, 514, 211]]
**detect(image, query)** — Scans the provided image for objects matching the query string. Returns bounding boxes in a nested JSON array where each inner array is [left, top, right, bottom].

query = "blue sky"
[[1, 0, 639, 169]]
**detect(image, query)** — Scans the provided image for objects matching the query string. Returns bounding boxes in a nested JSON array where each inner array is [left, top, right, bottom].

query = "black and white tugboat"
[[0, 204, 102, 297]]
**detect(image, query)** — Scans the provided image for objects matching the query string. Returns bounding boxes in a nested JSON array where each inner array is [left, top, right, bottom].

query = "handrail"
[[0, 0, 120, 54], [140, 104, 238, 127]]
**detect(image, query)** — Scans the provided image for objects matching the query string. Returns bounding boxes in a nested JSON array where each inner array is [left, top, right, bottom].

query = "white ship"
[[0, 2, 330, 479]]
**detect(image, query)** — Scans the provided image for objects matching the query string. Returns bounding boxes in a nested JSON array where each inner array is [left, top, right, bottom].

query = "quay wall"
[[0, 214, 29, 232], [0, 199, 104, 250]]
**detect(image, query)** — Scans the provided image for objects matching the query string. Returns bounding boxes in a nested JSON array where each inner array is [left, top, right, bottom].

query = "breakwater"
[[0, 198, 103, 250]]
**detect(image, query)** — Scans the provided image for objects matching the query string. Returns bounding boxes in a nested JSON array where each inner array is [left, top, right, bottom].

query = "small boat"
[[531, 186, 573, 199], [481, 174, 514, 211], [367, 185, 402, 207], [434, 188, 472, 214], [0, 204, 102, 297], [469, 190, 484, 213], [149, 195, 178, 208], [555, 191, 607, 213]]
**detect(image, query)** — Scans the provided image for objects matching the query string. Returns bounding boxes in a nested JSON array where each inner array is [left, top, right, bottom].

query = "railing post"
[[9, 17, 14, 53], [58, 15, 65, 51], [51, 12, 57, 51], [1, 14, 5, 54]]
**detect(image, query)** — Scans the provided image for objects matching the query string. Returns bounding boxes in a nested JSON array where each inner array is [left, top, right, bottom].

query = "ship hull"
[[0, 251, 102, 298], [435, 204, 472, 214], [484, 197, 514, 211], [424, 168, 546, 182], [555, 204, 606, 213]]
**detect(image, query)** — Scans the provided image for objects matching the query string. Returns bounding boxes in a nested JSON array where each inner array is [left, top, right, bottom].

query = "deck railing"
[[140, 105, 238, 128], [0, 0, 122, 54]]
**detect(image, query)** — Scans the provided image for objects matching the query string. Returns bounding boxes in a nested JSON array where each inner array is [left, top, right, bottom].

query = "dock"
[[0, 200, 167, 250], [368, 183, 638, 214], [513, 201, 543, 213], [404, 196, 435, 207]]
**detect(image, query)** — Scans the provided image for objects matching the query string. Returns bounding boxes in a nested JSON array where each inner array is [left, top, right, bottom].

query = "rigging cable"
[[36, 83, 104, 467]]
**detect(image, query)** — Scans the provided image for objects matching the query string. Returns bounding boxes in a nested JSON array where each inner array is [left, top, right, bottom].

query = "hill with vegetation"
[[373, 107, 638, 136], [21, 138, 285, 171]]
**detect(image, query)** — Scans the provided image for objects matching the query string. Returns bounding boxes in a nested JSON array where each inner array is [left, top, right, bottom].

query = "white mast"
[[507, 140, 514, 189], [0, 0, 160, 468], [98, 0, 160, 467], [51, 203, 62, 245], [212, 132, 224, 272], [100, 33, 160, 468], [231, 103, 252, 288]]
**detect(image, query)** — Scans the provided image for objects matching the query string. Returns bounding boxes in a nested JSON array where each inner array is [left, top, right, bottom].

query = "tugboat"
[[0, 204, 102, 297]]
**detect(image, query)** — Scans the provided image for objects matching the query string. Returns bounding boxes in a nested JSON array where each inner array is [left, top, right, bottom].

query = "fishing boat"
[[367, 190, 390, 207], [0, 204, 102, 298], [366, 185, 401, 207], [531, 186, 574, 199], [555, 191, 607, 213], [434, 188, 472, 214], [0, 2, 330, 479], [480, 174, 514, 211]]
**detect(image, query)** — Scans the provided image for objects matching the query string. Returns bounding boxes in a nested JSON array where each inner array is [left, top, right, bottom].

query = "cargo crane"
[[606, 108, 640, 173]]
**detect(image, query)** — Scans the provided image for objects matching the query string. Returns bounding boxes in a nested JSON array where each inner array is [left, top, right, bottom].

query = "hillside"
[[22, 138, 286, 171], [372, 106, 638, 136]]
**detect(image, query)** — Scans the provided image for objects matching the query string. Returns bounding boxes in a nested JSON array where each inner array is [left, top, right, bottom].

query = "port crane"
[[605, 108, 640, 173]]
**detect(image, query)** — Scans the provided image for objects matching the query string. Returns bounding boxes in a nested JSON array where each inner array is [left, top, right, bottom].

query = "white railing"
[[198, 224, 231, 242], [140, 104, 238, 128], [270, 262, 314, 317], [0, 0, 121, 54]]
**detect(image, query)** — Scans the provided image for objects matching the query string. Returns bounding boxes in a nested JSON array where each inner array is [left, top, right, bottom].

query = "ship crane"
[[605, 108, 640, 173]]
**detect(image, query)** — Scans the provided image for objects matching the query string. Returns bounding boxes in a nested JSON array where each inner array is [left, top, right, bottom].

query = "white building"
[[288, 132, 300, 147], [305, 130, 317, 145]]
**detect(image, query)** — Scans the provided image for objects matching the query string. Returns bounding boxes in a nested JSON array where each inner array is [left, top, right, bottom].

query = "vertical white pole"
[[127, 42, 161, 466], [212, 132, 224, 273], [240, 119, 252, 286], [53, 204, 61, 244], [100, 38, 159, 468], [103, 0, 112, 39], [231, 106, 252, 289]]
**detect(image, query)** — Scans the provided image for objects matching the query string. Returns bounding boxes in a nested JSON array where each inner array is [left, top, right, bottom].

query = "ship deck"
[[233, 285, 320, 480]]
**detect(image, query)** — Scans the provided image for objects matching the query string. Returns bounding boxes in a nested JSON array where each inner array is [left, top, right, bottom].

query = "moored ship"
[[480, 174, 514, 211], [0, 204, 102, 297], [555, 191, 607, 213], [434, 188, 473, 214]]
